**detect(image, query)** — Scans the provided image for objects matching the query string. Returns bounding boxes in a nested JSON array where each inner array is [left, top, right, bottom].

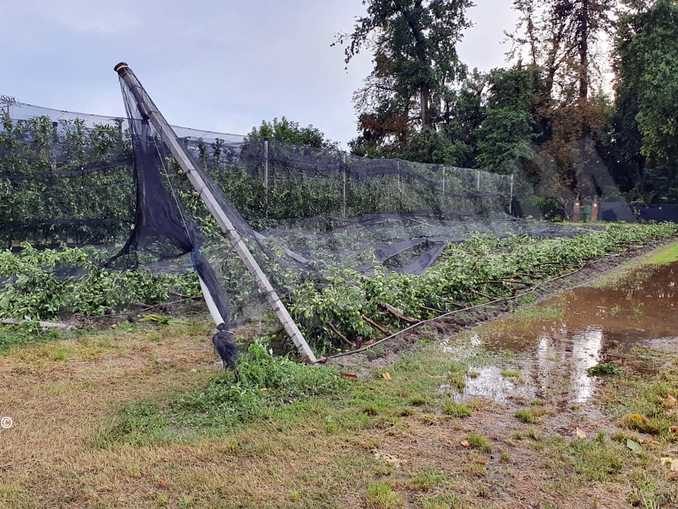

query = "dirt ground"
[[0, 241, 677, 508]]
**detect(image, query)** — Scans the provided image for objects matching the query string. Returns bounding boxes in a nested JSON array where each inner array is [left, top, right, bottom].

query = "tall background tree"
[[608, 0, 678, 203], [337, 0, 474, 161], [339, 0, 677, 212]]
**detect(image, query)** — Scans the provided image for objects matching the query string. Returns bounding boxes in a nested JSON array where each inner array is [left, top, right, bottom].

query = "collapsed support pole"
[[114, 62, 317, 363]]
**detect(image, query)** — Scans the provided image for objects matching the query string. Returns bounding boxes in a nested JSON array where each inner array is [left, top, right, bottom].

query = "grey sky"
[[2, 0, 517, 145]]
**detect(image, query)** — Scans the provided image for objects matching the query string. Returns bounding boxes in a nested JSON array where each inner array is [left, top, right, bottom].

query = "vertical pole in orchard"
[[113, 62, 317, 363], [508, 173, 514, 215], [342, 153, 347, 218], [263, 140, 269, 212]]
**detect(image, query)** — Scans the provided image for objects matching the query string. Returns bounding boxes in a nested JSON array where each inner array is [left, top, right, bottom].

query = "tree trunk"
[[420, 88, 432, 130], [578, 0, 589, 100]]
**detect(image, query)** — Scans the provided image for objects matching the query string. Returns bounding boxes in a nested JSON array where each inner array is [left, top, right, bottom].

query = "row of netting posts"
[[250, 140, 515, 221]]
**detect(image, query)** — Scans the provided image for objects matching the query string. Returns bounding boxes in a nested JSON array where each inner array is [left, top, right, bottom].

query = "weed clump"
[[587, 362, 622, 376], [409, 468, 447, 491], [515, 406, 548, 424], [467, 433, 492, 453], [443, 400, 472, 418], [621, 413, 660, 435], [366, 482, 402, 509]]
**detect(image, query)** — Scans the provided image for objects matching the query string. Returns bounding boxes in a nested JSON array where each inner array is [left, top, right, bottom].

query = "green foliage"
[[247, 117, 333, 149], [0, 244, 199, 319], [612, 0, 678, 201], [0, 323, 59, 353], [100, 341, 347, 445], [442, 400, 471, 418], [477, 66, 539, 174], [340, 0, 474, 153], [587, 362, 622, 377], [366, 482, 402, 509], [466, 432, 491, 453], [289, 223, 678, 352], [409, 468, 448, 490], [0, 116, 133, 246], [566, 434, 626, 482]]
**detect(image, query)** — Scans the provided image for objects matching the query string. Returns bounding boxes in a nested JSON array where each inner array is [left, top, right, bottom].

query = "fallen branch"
[[361, 314, 391, 335], [327, 322, 355, 348], [318, 263, 588, 363], [379, 302, 419, 324]]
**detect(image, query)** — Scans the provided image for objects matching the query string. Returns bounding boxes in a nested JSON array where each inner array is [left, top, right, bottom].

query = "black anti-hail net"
[[2, 94, 647, 356]]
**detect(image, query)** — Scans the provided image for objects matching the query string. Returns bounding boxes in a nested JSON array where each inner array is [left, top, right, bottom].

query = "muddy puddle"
[[450, 261, 678, 408]]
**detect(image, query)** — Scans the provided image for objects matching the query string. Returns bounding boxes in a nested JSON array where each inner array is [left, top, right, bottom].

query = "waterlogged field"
[[0, 231, 677, 507]]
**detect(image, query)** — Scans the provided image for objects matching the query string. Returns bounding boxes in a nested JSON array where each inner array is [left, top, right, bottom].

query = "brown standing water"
[[456, 261, 678, 408]]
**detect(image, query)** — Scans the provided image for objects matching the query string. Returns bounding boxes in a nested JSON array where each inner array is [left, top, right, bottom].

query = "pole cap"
[[113, 62, 129, 74]]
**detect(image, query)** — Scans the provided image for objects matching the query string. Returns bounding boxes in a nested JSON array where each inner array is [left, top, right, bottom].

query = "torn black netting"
[[109, 76, 231, 327]]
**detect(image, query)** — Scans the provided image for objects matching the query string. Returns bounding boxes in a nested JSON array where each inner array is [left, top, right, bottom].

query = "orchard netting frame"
[[0, 93, 530, 356]]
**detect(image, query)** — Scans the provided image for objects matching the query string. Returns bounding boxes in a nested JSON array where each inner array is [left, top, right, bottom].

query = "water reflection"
[[456, 261, 678, 406]]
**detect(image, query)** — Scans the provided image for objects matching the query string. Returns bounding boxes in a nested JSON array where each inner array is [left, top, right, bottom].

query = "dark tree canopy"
[[338, 0, 474, 153]]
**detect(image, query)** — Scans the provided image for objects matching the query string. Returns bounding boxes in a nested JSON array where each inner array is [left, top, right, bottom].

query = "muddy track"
[[329, 237, 678, 375]]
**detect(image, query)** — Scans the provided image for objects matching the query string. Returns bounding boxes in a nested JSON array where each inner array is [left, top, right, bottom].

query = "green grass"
[[96, 341, 348, 446], [447, 362, 468, 391], [645, 241, 678, 265], [467, 433, 492, 453], [563, 434, 627, 482], [0, 323, 60, 354], [515, 408, 540, 424], [409, 468, 448, 491], [442, 400, 472, 418], [366, 482, 402, 509], [500, 369, 521, 380], [421, 494, 461, 509], [587, 362, 623, 377]]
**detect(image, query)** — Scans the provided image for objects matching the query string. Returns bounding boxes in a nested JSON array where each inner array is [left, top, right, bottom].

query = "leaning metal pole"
[[114, 62, 317, 363]]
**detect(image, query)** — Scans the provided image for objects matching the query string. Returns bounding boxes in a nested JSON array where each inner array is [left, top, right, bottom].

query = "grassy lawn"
[[1, 238, 677, 507]]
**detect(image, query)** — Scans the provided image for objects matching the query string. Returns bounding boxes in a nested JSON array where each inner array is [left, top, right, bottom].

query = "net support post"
[[114, 62, 317, 363], [508, 173, 514, 215], [199, 275, 225, 324], [342, 153, 347, 218], [263, 140, 269, 209]]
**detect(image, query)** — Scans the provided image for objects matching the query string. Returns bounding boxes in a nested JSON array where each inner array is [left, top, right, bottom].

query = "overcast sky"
[[2, 0, 517, 145]]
